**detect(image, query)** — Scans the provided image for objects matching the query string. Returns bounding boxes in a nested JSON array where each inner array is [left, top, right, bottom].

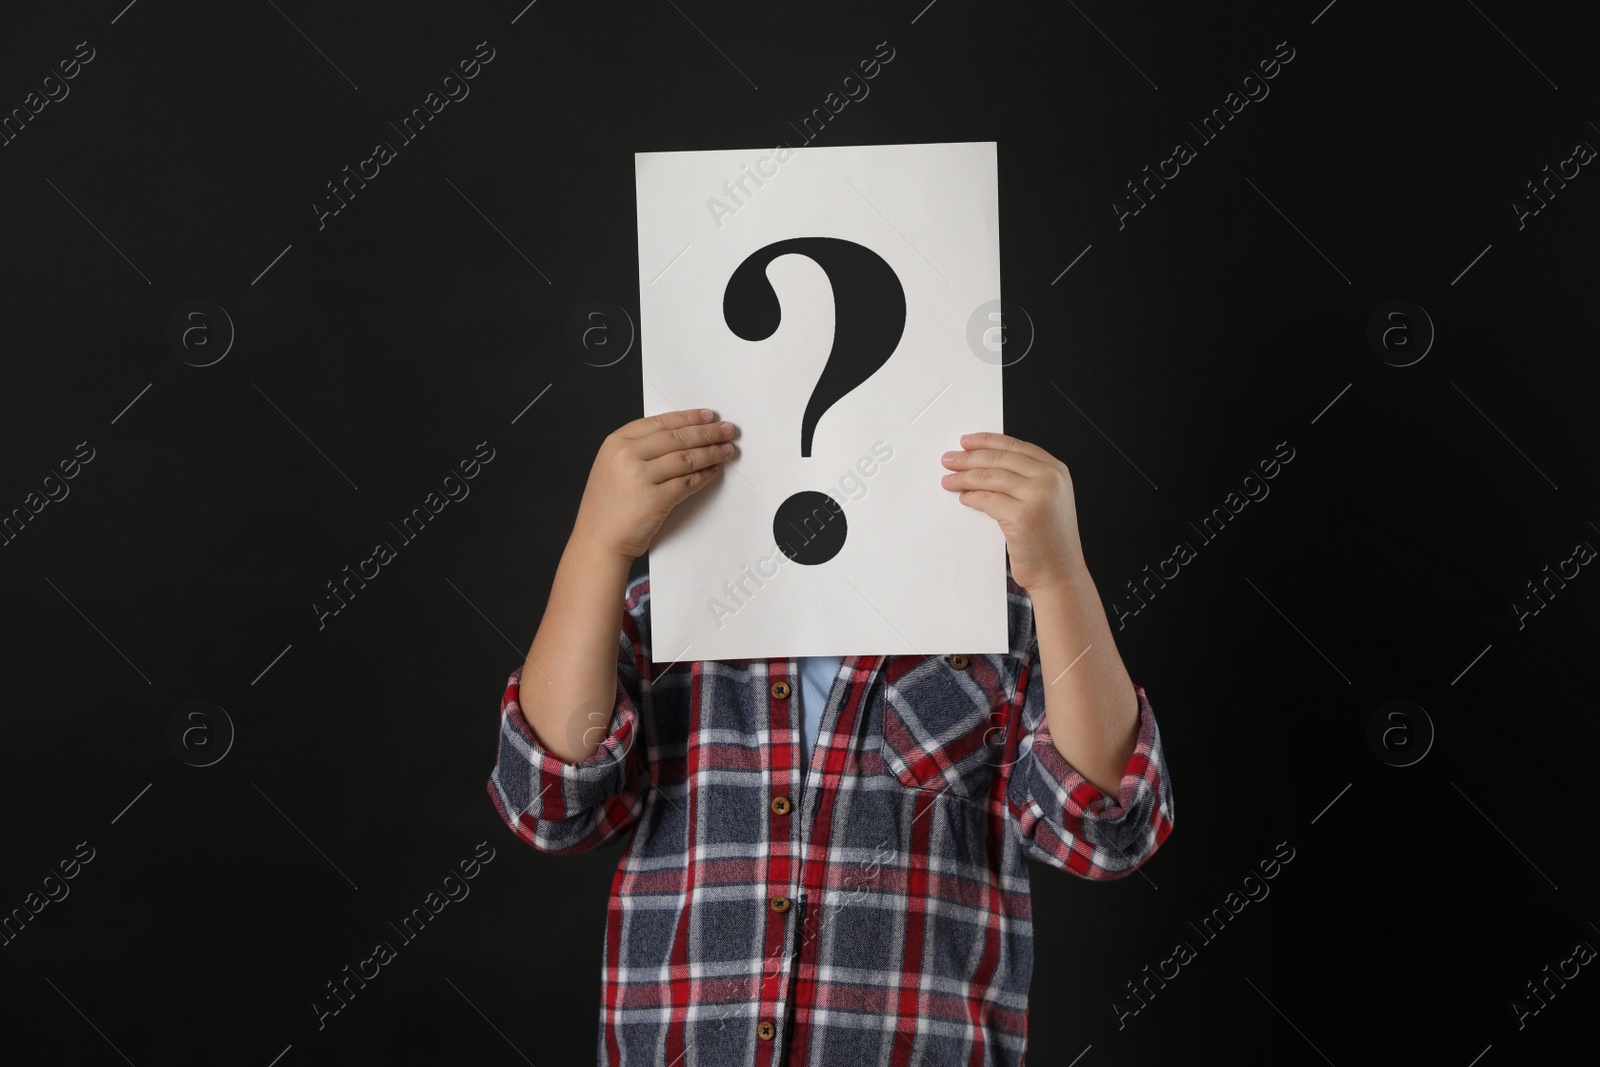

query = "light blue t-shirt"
[[795, 656, 844, 775]]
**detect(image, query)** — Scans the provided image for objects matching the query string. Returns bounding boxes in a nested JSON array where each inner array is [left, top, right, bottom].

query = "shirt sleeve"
[[1003, 617, 1176, 880], [483, 578, 652, 855]]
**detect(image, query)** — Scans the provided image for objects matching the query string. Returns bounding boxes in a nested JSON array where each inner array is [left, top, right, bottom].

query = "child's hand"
[[572, 408, 737, 561], [940, 431, 1086, 593]]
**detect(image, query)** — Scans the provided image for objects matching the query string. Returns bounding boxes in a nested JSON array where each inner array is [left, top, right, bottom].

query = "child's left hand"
[[941, 432, 1087, 593]]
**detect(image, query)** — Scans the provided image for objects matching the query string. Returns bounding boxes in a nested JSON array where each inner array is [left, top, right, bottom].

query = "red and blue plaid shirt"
[[486, 571, 1175, 1066]]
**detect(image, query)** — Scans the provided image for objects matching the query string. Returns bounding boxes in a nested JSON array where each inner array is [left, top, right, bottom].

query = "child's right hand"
[[572, 408, 737, 561]]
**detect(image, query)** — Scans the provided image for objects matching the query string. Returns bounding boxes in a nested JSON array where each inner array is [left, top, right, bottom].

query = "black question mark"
[[723, 237, 906, 566]]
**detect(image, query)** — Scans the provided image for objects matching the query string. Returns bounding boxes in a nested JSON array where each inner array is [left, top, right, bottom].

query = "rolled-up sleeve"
[[1004, 623, 1175, 880], [484, 579, 652, 855]]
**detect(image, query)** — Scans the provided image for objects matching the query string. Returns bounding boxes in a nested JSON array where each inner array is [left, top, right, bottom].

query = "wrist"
[[564, 534, 634, 576], [1021, 553, 1090, 600], [566, 515, 636, 569]]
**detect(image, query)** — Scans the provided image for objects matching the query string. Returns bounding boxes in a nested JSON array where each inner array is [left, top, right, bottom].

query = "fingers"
[[941, 464, 1028, 496], [941, 444, 1048, 479], [615, 407, 736, 507], [645, 438, 734, 485], [637, 416, 737, 462], [955, 431, 1061, 468], [658, 458, 723, 507], [620, 407, 715, 440], [950, 487, 1023, 523]]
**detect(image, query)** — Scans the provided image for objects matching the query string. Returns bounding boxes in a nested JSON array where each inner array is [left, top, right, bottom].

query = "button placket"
[[764, 661, 800, 1058]]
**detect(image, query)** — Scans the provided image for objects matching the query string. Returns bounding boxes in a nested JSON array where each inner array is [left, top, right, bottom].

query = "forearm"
[[521, 532, 633, 763], [1027, 564, 1140, 798]]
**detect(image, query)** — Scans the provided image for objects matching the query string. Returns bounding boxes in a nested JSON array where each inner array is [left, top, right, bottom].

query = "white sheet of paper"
[[634, 140, 1007, 662]]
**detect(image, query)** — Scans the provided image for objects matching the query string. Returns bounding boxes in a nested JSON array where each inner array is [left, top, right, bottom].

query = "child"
[[486, 408, 1175, 1066]]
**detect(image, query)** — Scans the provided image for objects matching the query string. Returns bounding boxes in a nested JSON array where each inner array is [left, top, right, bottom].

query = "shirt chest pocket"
[[876, 654, 1015, 798]]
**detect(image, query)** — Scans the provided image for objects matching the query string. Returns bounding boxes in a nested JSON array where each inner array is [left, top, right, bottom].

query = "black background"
[[2, 0, 1597, 1064]]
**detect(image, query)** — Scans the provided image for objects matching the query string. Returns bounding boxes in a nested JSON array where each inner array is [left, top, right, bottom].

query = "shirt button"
[[770, 895, 791, 913], [757, 1020, 776, 1040], [948, 654, 969, 670], [770, 795, 792, 816], [770, 680, 791, 699]]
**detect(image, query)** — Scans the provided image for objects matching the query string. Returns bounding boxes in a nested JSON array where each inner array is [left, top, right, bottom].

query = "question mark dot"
[[774, 491, 848, 565]]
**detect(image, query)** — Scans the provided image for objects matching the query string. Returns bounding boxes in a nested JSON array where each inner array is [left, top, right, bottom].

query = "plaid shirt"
[[486, 571, 1175, 1066]]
